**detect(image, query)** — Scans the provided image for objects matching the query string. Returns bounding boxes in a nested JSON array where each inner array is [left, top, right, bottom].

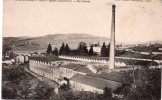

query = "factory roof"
[[70, 74, 122, 91], [30, 56, 62, 62], [74, 65, 93, 74], [60, 63, 79, 70], [60, 63, 93, 74]]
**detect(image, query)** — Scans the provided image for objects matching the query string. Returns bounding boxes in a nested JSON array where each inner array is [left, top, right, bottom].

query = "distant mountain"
[[3, 33, 110, 52]]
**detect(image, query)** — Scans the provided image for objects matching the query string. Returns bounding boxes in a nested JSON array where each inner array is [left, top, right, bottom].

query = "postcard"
[[2, 0, 162, 99]]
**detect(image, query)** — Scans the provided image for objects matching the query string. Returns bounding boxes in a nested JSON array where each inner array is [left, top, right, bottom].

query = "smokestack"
[[109, 4, 116, 69]]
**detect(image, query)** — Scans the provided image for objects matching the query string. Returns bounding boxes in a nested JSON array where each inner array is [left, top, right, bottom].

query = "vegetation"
[[121, 68, 161, 100], [65, 43, 70, 55], [57, 42, 111, 57], [59, 42, 65, 55], [59, 42, 71, 55], [59, 42, 94, 56], [52, 47, 59, 56], [77, 42, 89, 56], [53, 84, 115, 100], [2, 64, 55, 99], [88, 45, 94, 56], [89, 68, 161, 100], [100, 42, 110, 57], [46, 43, 52, 54], [2, 44, 13, 58], [35, 81, 55, 99], [103, 87, 112, 100], [2, 64, 33, 99]]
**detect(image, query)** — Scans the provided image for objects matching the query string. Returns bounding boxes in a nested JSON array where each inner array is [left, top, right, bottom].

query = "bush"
[[2, 87, 17, 99], [35, 81, 55, 99], [121, 68, 161, 100]]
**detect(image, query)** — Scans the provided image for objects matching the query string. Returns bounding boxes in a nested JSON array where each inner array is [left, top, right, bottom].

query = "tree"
[[103, 87, 112, 100], [3, 44, 12, 58], [106, 43, 110, 56], [55, 48, 59, 56], [88, 46, 94, 56], [35, 81, 55, 99], [121, 69, 161, 100], [65, 44, 70, 55], [77, 42, 88, 56], [101, 42, 110, 57], [59, 42, 65, 55], [2, 87, 17, 99], [59, 83, 70, 92], [9, 52, 15, 59], [46, 43, 52, 54], [52, 48, 59, 56], [19, 79, 32, 99]]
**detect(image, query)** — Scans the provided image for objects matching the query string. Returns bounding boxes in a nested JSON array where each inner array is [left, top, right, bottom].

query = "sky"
[[3, 0, 162, 43]]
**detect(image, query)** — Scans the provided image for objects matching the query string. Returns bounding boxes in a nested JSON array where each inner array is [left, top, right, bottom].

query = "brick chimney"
[[109, 4, 116, 69]]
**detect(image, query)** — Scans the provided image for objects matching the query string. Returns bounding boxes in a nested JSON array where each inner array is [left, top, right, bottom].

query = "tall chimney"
[[109, 4, 116, 69]]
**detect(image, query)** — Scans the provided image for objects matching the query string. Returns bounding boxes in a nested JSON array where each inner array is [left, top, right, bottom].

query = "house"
[[87, 43, 101, 55], [2, 59, 15, 65], [158, 48, 162, 51], [16, 54, 25, 64]]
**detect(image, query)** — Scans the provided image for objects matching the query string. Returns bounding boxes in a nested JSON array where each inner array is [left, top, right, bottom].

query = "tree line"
[[46, 42, 110, 57]]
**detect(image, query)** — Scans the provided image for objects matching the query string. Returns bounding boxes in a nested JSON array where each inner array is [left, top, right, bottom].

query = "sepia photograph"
[[2, 0, 162, 99]]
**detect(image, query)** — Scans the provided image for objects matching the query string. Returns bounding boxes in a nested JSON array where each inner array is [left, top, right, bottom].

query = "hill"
[[3, 33, 110, 52]]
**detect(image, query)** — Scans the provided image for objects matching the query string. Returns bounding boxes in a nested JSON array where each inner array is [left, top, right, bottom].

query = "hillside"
[[3, 33, 110, 52]]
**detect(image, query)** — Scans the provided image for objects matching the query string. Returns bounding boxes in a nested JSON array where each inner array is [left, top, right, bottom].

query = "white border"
[[0, 0, 3, 99]]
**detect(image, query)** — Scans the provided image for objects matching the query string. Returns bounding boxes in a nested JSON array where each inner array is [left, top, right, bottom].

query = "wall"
[[29, 59, 85, 84], [59, 67, 77, 79], [29, 59, 54, 81], [59, 55, 126, 67]]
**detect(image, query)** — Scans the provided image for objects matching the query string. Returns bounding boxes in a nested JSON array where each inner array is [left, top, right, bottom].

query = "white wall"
[[16, 55, 24, 64]]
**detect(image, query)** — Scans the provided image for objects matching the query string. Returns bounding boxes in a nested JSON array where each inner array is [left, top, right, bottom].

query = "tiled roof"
[[74, 65, 93, 74], [70, 74, 122, 91], [60, 63, 80, 70], [30, 56, 62, 62]]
